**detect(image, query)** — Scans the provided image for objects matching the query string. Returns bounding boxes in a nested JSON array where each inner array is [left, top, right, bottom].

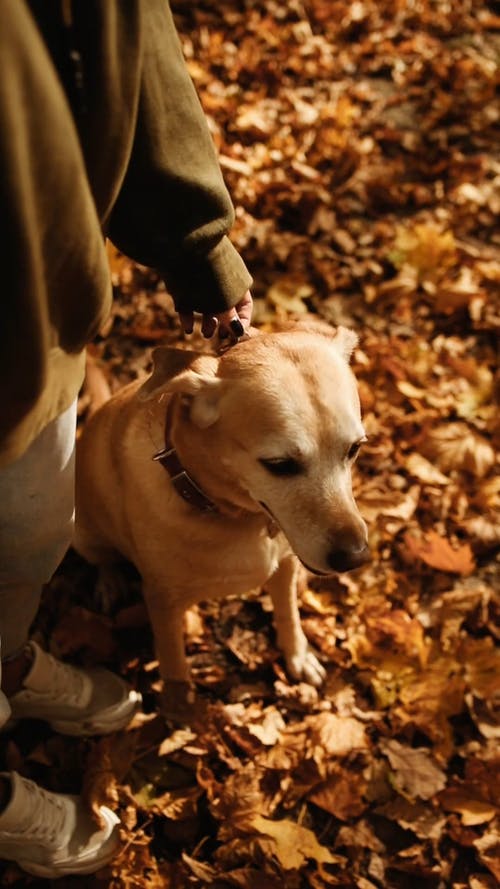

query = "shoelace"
[[44, 654, 88, 706], [21, 778, 69, 847]]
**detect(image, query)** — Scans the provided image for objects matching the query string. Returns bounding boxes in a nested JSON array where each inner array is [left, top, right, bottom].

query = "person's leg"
[[0, 402, 141, 734], [0, 405, 140, 876], [0, 400, 77, 663]]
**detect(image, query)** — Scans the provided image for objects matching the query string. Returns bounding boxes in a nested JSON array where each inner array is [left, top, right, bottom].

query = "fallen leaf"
[[403, 530, 475, 575], [307, 711, 370, 757], [473, 827, 500, 880], [405, 452, 450, 486], [392, 223, 457, 281], [250, 815, 342, 870], [309, 765, 367, 820], [380, 739, 447, 800], [419, 422, 495, 477], [439, 787, 497, 826]]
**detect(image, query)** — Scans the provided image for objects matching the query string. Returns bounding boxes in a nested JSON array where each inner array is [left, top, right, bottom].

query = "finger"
[[235, 290, 253, 329], [216, 307, 239, 337], [201, 315, 218, 338], [179, 312, 194, 335]]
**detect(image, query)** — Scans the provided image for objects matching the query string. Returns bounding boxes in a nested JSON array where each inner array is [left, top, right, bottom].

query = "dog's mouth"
[[300, 561, 331, 577], [259, 501, 331, 576], [259, 501, 280, 533]]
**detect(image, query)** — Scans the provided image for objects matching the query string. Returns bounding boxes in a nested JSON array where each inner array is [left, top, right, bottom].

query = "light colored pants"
[[0, 401, 77, 726]]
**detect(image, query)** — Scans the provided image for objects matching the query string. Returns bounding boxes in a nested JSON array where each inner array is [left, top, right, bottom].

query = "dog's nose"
[[327, 543, 371, 573]]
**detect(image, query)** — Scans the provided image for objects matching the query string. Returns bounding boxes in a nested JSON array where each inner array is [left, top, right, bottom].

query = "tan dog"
[[75, 322, 369, 698]]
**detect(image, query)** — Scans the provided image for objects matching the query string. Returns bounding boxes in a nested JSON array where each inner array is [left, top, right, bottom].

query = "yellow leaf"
[[250, 815, 341, 870], [393, 223, 457, 281]]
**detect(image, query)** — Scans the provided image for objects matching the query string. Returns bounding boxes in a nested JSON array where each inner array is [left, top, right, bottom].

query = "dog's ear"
[[138, 347, 223, 428], [332, 326, 358, 362], [138, 348, 202, 400]]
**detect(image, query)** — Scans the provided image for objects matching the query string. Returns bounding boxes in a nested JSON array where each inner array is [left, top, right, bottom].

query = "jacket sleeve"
[[107, 0, 252, 315], [0, 0, 111, 463]]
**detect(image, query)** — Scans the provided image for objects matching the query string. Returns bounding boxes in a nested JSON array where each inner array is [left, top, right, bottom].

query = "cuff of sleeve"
[[160, 236, 252, 315]]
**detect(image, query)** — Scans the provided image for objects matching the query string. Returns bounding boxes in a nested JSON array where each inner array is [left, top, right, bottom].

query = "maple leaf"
[[403, 530, 475, 575]]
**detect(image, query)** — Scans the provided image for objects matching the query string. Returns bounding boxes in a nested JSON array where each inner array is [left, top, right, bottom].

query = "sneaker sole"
[[16, 809, 120, 877]]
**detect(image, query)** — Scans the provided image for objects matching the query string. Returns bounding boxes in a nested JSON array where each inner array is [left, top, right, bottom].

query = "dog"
[[74, 321, 369, 703]]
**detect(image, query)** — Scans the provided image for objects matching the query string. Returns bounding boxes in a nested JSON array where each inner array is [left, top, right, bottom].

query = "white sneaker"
[[0, 771, 120, 877], [8, 641, 141, 736]]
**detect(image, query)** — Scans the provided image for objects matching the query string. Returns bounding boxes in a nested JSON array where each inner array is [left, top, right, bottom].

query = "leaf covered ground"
[[1, 1, 499, 887]]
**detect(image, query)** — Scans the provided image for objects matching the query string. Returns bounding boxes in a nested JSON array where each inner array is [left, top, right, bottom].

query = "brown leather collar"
[[152, 397, 218, 514], [151, 391, 280, 535]]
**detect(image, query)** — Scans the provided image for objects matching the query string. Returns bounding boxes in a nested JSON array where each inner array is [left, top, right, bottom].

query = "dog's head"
[[139, 321, 369, 576]]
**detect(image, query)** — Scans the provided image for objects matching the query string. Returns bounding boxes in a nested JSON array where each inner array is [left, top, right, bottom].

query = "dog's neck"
[[150, 393, 267, 523]]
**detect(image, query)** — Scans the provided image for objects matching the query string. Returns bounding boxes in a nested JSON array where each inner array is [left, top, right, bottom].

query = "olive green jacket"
[[1, 0, 251, 466]]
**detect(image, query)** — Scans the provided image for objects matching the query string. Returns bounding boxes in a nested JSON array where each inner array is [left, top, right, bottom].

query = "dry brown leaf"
[[473, 826, 500, 880], [82, 735, 132, 827], [250, 815, 342, 870], [405, 452, 450, 486], [307, 711, 369, 757], [435, 266, 485, 314], [419, 422, 495, 477], [365, 608, 429, 667], [463, 637, 500, 702], [246, 706, 286, 746], [267, 277, 312, 315], [151, 785, 202, 820], [393, 656, 465, 758], [380, 739, 447, 801], [439, 787, 497, 826], [308, 766, 367, 820], [403, 530, 475, 575], [375, 798, 447, 839]]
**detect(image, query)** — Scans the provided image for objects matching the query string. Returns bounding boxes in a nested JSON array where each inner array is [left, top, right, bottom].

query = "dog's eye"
[[347, 439, 365, 461], [259, 457, 303, 476]]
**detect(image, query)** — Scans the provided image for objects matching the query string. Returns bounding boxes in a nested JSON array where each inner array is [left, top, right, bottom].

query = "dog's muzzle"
[[327, 542, 371, 573]]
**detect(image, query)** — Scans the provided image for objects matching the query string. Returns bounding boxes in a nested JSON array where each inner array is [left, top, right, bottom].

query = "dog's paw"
[[287, 650, 326, 687], [160, 680, 209, 728]]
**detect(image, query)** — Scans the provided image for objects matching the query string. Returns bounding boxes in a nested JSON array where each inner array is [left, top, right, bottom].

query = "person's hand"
[[179, 290, 253, 340]]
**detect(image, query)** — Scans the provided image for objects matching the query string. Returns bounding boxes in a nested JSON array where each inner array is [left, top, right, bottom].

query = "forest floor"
[[1, 2, 499, 887]]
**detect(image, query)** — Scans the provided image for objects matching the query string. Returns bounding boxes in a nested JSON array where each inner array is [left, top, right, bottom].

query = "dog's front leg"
[[266, 555, 326, 687], [142, 582, 199, 721], [141, 582, 190, 684]]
